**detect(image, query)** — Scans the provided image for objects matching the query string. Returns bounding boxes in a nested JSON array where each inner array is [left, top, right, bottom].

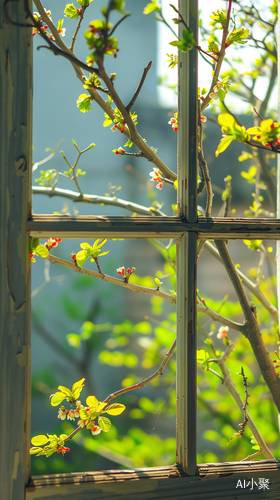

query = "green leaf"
[[143, 1, 160, 14], [209, 9, 227, 27], [86, 395, 99, 408], [197, 349, 212, 368], [77, 94, 92, 113], [80, 242, 92, 250], [66, 333, 81, 348], [77, 0, 94, 5], [59, 433, 68, 441], [169, 40, 183, 48], [64, 3, 79, 19], [155, 277, 163, 287], [79, 408, 89, 420], [31, 435, 49, 446], [123, 139, 134, 148], [204, 338, 212, 345], [215, 135, 234, 157], [218, 89, 225, 101], [104, 403, 126, 415], [29, 447, 44, 455], [50, 392, 67, 406], [227, 28, 249, 46], [76, 250, 89, 266], [240, 166, 257, 183], [34, 244, 49, 258], [57, 385, 72, 396], [98, 416, 111, 432], [109, 0, 128, 14], [96, 250, 110, 257], [134, 321, 152, 334], [57, 19, 64, 32], [103, 115, 113, 127], [243, 239, 262, 250], [72, 378, 85, 398], [30, 237, 39, 251]]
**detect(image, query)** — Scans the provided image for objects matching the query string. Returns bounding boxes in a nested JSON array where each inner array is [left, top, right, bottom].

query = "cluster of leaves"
[[30, 378, 125, 456], [75, 240, 110, 266]]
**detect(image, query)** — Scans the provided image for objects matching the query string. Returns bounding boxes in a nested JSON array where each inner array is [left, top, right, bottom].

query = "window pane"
[[197, 238, 279, 463], [32, 2, 177, 217], [198, 0, 277, 218], [31, 237, 177, 473]]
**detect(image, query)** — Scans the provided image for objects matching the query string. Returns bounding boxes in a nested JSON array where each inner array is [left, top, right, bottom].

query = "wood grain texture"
[[28, 215, 280, 240], [26, 462, 280, 499], [0, 1, 32, 498]]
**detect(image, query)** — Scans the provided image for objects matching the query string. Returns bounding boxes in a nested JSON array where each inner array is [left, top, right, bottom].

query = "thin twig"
[[256, 249, 265, 288], [208, 344, 274, 459], [201, 0, 232, 112], [126, 61, 152, 112], [196, 240, 205, 262], [198, 102, 213, 217], [109, 13, 131, 36], [103, 337, 177, 404], [31, 260, 66, 298], [70, 7, 86, 52], [237, 366, 250, 438], [32, 139, 64, 173]]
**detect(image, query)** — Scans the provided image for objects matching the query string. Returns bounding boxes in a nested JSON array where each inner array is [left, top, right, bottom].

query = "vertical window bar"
[[176, 0, 198, 474], [277, 5, 280, 342], [0, 0, 32, 496]]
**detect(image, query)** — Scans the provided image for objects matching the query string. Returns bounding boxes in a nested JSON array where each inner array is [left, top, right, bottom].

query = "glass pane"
[[198, 1, 277, 218], [197, 238, 279, 463], [31, 237, 177, 473], [32, 2, 178, 217]]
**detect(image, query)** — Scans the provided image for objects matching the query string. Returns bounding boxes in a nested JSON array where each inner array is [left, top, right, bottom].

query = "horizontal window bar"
[[27, 216, 280, 240]]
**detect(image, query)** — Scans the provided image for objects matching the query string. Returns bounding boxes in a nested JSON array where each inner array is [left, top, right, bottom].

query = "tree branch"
[[197, 304, 243, 332], [214, 240, 280, 414], [33, 0, 116, 122], [31, 0, 99, 75], [209, 344, 274, 459], [97, 60, 177, 182], [204, 241, 278, 321], [32, 185, 165, 216], [45, 254, 176, 305]]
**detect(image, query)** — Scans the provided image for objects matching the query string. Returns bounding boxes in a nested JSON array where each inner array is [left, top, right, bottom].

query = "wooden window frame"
[[1, 1, 280, 499]]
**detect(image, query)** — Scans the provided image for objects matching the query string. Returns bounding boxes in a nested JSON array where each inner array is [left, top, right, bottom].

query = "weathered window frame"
[[1, 1, 280, 499]]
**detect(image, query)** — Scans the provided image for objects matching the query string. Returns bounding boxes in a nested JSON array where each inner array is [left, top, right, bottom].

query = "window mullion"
[[176, 0, 198, 475], [0, 0, 33, 496]]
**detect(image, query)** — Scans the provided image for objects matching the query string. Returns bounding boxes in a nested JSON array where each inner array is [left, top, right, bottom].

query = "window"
[[2, 1, 280, 499]]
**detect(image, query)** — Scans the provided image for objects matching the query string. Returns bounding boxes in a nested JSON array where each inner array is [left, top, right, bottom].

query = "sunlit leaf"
[[104, 403, 126, 415]]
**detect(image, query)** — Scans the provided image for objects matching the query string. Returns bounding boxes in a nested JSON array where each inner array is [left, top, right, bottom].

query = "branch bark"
[[209, 344, 274, 459], [214, 240, 280, 414], [46, 254, 176, 305]]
